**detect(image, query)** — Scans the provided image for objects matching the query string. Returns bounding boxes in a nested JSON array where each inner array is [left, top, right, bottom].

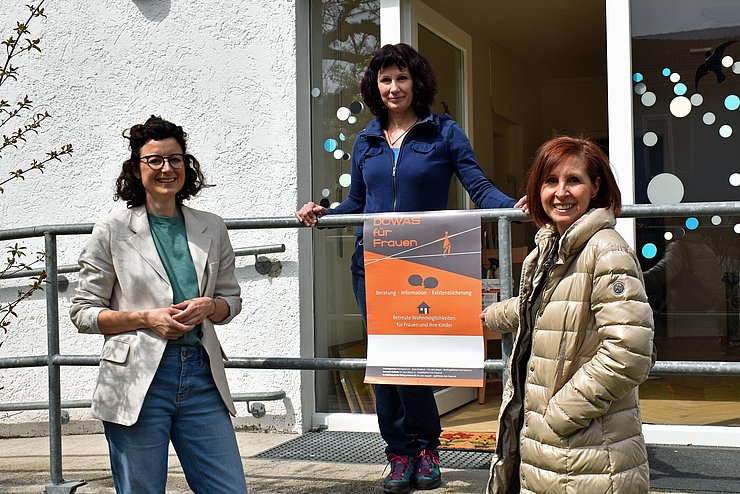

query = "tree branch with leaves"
[[1, 0, 73, 347]]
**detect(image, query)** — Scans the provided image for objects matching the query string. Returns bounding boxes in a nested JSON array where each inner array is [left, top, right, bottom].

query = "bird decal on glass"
[[694, 40, 737, 92]]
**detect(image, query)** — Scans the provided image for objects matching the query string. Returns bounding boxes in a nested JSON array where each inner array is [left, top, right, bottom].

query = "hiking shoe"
[[383, 453, 415, 494], [414, 449, 441, 490]]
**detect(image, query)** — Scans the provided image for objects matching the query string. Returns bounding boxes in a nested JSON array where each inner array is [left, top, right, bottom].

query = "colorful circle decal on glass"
[[690, 94, 703, 106], [642, 243, 658, 259], [634, 83, 647, 95], [311, 88, 321, 97], [662, 67, 671, 77], [724, 94, 740, 111], [338, 173, 351, 188], [730, 173, 740, 187], [664, 231, 673, 241], [323, 138, 338, 153], [633, 72, 643, 83], [336, 107, 351, 121], [711, 215, 722, 226], [641, 92, 656, 107], [647, 173, 684, 204], [670, 96, 692, 118], [673, 83, 687, 96], [703, 112, 716, 125], [643, 132, 658, 147], [719, 125, 733, 138], [685, 217, 699, 230]]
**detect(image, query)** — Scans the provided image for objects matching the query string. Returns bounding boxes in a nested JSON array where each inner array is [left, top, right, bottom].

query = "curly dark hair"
[[115, 115, 207, 208], [359, 43, 438, 118], [526, 136, 622, 228]]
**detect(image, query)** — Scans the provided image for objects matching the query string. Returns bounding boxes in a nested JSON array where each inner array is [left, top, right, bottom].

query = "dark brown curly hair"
[[359, 43, 438, 118], [115, 116, 207, 208]]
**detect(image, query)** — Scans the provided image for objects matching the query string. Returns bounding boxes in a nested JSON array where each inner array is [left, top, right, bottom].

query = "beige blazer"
[[70, 205, 242, 426]]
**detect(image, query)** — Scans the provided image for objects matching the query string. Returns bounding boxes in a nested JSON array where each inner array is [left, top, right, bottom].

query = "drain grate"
[[254, 431, 492, 470]]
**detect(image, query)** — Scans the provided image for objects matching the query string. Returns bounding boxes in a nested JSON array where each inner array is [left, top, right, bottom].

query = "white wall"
[[0, 0, 305, 433]]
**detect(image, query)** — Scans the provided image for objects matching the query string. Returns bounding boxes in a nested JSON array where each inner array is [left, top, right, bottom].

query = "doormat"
[[439, 430, 497, 452], [253, 430, 493, 469]]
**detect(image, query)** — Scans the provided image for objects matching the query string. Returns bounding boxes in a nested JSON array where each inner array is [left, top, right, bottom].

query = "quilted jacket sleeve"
[[484, 295, 520, 335], [544, 245, 654, 437]]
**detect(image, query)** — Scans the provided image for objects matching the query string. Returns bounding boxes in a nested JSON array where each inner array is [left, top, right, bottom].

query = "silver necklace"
[[385, 119, 419, 147]]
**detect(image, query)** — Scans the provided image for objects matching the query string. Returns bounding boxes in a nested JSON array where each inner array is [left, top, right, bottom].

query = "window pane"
[[310, 0, 380, 413], [417, 25, 466, 209], [631, 0, 740, 427]]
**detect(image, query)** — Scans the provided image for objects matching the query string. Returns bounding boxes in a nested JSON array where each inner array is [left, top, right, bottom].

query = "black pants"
[[353, 273, 442, 455]]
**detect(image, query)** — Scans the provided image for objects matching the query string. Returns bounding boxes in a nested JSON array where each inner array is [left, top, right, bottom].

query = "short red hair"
[[525, 136, 622, 228]]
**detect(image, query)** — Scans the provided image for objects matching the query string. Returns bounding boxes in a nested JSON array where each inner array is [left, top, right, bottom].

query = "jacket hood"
[[535, 208, 616, 264]]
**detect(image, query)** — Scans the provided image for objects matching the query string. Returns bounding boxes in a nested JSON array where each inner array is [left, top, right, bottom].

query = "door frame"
[[380, 0, 473, 139], [406, 0, 473, 141]]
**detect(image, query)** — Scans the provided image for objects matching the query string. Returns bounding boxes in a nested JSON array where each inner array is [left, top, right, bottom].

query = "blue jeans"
[[352, 273, 442, 456], [103, 346, 247, 494]]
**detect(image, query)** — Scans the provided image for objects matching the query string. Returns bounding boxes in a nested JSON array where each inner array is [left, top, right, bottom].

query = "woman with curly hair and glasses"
[[70, 116, 247, 493], [297, 43, 525, 494]]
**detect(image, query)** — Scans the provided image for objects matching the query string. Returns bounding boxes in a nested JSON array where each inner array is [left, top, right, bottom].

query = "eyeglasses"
[[140, 154, 187, 170]]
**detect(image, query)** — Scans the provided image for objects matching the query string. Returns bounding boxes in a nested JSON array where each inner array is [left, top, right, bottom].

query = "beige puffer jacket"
[[485, 208, 654, 494]]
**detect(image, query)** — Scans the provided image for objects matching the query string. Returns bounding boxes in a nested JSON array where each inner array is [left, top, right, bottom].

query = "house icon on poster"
[[417, 302, 430, 315]]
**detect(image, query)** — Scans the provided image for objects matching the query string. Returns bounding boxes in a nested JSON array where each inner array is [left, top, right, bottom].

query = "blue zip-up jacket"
[[326, 110, 516, 275]]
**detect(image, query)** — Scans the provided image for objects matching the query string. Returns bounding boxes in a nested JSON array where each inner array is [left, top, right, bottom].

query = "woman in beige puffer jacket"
[[483, 137, 654, 494]]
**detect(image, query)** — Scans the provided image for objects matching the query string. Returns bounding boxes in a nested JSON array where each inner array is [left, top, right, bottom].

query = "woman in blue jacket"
[[297, 43, 524, 494]]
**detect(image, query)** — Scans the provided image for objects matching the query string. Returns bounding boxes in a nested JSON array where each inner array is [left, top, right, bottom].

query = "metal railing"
[[1, 201, 740, 492], [0, 223, 289, 493]]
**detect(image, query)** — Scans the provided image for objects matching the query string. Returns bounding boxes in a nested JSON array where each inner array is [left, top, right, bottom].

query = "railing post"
[[44, 232, 85, 493], [45, 232, 63, 484], [497, 217, 514, 388]]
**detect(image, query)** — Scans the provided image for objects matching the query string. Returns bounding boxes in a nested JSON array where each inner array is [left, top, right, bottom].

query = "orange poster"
[[363, 210, 484, 387]]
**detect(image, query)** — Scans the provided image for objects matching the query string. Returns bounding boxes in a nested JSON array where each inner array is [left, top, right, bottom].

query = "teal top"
[[148, 212, 201, 347]]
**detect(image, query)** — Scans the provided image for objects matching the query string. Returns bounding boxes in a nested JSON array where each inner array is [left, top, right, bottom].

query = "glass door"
[[407, 0, 479, 414], [628, 0, 740, 432], [309, 0, 380, 419]]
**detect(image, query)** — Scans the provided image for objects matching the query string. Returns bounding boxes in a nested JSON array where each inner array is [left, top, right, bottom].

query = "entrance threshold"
[[313, 415, 740, 448], [644, 424, 740, 448]]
